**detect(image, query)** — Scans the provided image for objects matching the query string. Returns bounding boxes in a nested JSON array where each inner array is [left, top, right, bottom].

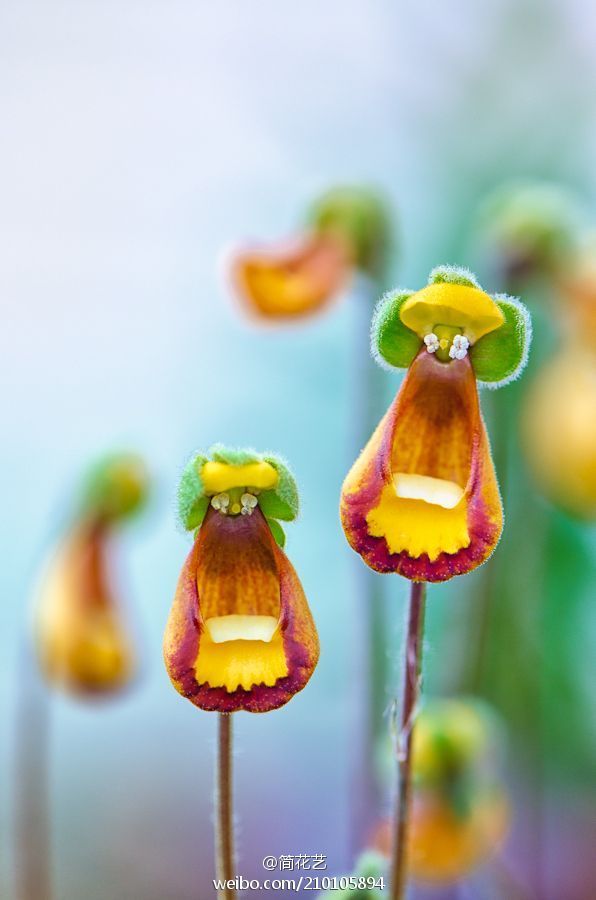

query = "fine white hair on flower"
[[428, 264, 482, 290], [477, 293, 533, 390]]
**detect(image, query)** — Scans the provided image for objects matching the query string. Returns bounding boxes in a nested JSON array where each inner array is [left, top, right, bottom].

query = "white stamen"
[[449, 334, 470, 360], [211, 492, 230, 512], [424, 332, 440, 353], [239, 491, 258, 516]]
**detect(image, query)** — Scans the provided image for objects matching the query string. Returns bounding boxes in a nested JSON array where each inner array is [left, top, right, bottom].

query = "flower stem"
[[390, 581, 427, 900], [349, 279, 389, 855], [15, 646, 52, 900], [216, 713, 236, 900]]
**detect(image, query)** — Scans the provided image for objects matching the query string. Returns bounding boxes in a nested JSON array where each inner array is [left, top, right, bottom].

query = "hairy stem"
[[390, 581, 427, 900], [216, 713, 236, 900]]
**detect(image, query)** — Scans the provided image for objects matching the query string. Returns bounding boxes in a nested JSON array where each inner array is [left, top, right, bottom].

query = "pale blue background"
[[1, 1, 596, 897]]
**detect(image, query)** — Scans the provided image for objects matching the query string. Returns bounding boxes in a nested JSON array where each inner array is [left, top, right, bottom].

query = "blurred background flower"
[[229, 187, 390, 321], [2, 1, 596, 898], [373, 699, 510, 886], [35, 453, 148, 696]]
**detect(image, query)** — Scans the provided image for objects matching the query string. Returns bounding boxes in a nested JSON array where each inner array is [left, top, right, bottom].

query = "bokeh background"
[[1, 1, 596, 898]]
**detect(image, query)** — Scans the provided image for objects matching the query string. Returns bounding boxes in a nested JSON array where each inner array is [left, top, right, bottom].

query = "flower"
[[231, 233, 351, 320], [522, 243, 596, 519], [522, 342, 596, 519], [163, 446, 319, 713], [341, 266, 531, 582], [475, 180, 580, 288], [373, 792, 508, 885], [229, 186, 391, 320], [372, 699, 509, 884], [557, 237, 596, 343], [35, 454, 149, 696]]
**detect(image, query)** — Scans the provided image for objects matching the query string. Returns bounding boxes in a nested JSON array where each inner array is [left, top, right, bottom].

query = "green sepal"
[[177, 446, 300, 532], [80, 453, 149, 524], [370, 289, 420, 370], [308, 186, 392, 278], [209, 444, 261, 467], [178, 453, 209, 530], [470, 294, 532, 388], [259, 455, 299, 521], [266, 517, 286, 548], [428, 264, 481, 289]]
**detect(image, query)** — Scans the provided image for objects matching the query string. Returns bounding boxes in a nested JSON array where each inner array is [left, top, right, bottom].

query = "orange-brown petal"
[[35, 522, 135, 696], [230, 233, 351, 320], [341, 348, 503, 581], [163, 507, 319, 712]]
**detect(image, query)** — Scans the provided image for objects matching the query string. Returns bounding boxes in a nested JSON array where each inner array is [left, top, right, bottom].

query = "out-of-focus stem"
[[216, 713, 236, 900], [490, 855, 533, 900], [390, 581, 427, 900], [470, 389, 510, 689], [15, 652, 52, 900], [349, 277, 388, 855]]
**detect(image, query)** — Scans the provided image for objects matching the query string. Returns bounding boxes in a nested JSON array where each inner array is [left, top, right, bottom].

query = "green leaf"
[[470, 294, 532, 388], [266, 517, 286, 548], [177, 453, 209, 530], [370, 289, 420, 370]]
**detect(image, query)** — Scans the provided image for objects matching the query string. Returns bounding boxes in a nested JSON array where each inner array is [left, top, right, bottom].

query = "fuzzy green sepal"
[[177, 446, 299, 532], [370, 289, 420, 370], [80, 453, 149, 524], [308, 186, 392, 278], [471, 294, 532, 388], [259, 454, 299, 521], [209, 444, 262, 467], [428, 264, 481, 289], [178, 453, 209, 530], [266, 518, 286, 548]]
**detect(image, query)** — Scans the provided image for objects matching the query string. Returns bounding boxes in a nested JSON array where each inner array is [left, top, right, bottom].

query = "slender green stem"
[[216, 713, 236, 900], [390, 582, 427, 900]]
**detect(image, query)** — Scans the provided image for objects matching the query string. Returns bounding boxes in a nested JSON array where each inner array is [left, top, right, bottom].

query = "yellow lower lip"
[[196, 617, 288, 692]]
